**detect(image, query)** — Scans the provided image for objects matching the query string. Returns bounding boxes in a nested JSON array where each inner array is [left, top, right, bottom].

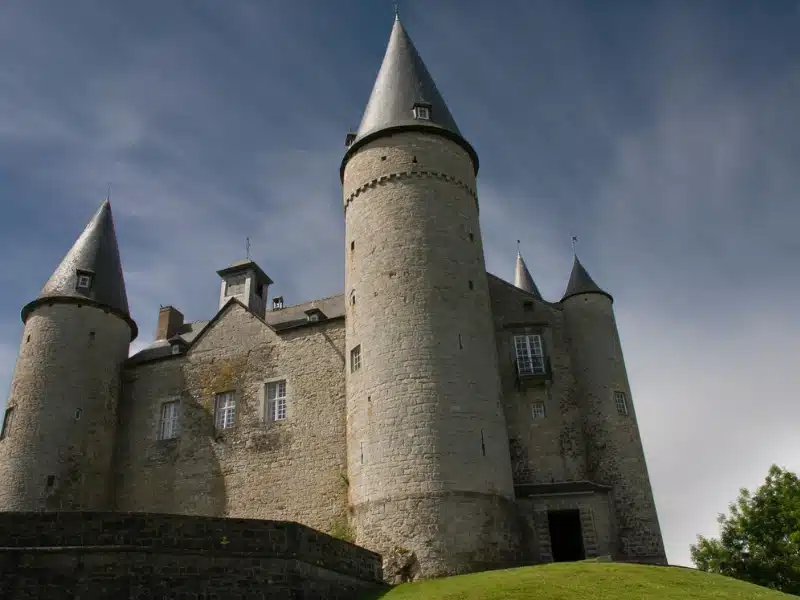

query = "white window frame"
[[514, 334, 546, 376], [266, 380, 288, 422], [214, 391, 236, 430], [615, 391, 629, 415], [413, 105, 430, 120], [159, 399, 181, 440], [532, 401, 546, 420], [76, 274, 92, 289], [171, 344, 181, 355], [350, 345, 362, 373]]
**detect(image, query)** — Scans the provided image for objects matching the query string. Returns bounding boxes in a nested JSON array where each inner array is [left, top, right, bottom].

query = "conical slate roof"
[[561, 255, 612, 303], [342, 16, 478, 175], [22, 199, 137, 340], [514, 251, 542, 299]]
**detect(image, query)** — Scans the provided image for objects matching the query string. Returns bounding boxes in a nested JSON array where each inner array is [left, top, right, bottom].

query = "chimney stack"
[[155, 306, 184, 341]]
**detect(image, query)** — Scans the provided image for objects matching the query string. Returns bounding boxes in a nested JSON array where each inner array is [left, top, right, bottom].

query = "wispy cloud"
[[0, 0, 798, 568]]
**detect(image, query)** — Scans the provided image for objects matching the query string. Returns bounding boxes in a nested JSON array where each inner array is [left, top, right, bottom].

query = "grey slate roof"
[[514, 251, 542, 300], [262, 294, 345, 331], [342, 16, 478, 175], [561, 256, 612, 303], [126, 296, 346, 365], [22, 199, 137, 340], [217, 259, 273, 285]]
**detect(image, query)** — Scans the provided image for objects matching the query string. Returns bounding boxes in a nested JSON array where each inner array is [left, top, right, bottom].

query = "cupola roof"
[[22, 199, 137, 340], [561, 255, 613, 303], [342, 15, 478, 176], [514, 250, 542, 300]]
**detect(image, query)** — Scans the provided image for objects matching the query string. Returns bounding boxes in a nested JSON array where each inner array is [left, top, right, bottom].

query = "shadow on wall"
[[114, 363, 228, 516]]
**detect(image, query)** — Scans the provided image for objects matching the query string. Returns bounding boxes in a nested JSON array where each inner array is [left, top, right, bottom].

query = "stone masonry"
[[343, 132, 523, 579], [0, 12, 668, 588], [0, 512, 386, 599]]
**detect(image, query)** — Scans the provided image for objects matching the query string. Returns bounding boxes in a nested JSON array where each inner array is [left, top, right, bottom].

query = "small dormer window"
[[171, 344, 181, 355], [273, 296, 284, 310], [76, 271, 93, 290], [412, 103, 431, 120], [345, 132, 357, 147], [304, 308, 326, 323]]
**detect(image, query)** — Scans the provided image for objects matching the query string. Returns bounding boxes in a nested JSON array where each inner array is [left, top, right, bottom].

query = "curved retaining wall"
[[0, 512, 386, 599]]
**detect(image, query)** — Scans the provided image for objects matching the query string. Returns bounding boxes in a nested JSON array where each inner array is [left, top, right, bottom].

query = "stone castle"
[[0, 16, 667, 582]]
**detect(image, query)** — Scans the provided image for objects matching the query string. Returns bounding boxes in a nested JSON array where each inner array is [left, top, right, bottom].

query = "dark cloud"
[[0, 0, 797, 567]]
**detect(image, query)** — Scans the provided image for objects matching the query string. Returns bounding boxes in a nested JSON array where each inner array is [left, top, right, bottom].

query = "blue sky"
[[1, 0, 798, 567]]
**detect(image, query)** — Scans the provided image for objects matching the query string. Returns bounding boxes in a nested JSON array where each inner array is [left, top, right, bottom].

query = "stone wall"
[[561, 293, 666, 563], [342, 131, 520, 578], [0, 511, 385, 599], [0, 303, 131, 512], [114, 302, 349, 537], [488, 276, 587, 485]]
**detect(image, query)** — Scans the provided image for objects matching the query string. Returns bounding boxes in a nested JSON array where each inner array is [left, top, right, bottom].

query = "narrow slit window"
[[159, 400, 181, 439], [351, 345, 362, 373], [615, 391, 629, 416], [0, 407, 14, 440], [214, 392, 236, 430], [266, 380, 288, 422]]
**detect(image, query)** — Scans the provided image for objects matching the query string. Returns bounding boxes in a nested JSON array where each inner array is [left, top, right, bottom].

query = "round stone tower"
[[341, 16, 520, 580], [0, 199, 136, 512], [560, 256, 666, 563]]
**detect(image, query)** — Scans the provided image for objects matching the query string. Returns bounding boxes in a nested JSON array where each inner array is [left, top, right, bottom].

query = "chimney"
[[156, 306, 184, 341]]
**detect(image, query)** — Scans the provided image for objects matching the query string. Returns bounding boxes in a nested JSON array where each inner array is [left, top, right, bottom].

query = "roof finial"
[[107, 182, 112, 202], [571, 235, 579, 257], [246, 236, 251, 260], [516, 239, 521, 255], [393, 1, 400, 20]]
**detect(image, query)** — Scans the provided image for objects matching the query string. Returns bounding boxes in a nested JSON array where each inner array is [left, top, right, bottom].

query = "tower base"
[[351, 491, 524, 582]]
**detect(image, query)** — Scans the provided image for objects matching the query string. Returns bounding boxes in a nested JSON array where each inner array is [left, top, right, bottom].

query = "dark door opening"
[[547, 509, 585, 562]]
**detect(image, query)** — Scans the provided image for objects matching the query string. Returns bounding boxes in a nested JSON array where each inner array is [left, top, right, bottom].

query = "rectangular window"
[[615, 391, 629, 415], [514, 334, 546, 376], [159, 400, 181, 440], [532, 402, 546, 420], [214, 391, 236, 430], [0, 407, 14, 440], [350, 345, 362, 373], [266, 380, 287, 422], [76, 275, 92, 289]]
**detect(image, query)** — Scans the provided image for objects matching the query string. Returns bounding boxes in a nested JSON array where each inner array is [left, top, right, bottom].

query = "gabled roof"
[[342, 16, 478, 176], [22, 199, 137, 340], [561, 256, 613, 303], [126, 295, 346, 366], [514, 251, 542, 300]]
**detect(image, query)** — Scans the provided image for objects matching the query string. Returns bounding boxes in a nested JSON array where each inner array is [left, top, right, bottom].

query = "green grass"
[[363, 561, 793, 599]]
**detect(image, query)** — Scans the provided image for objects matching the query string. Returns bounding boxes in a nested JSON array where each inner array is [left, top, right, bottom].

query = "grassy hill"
[[363, 561, 793, 599]]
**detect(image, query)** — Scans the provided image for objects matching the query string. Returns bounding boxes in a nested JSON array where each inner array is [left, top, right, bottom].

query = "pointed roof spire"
[[561, 255, 613, 303], [22, 199, 137, 340], [514, 242, 542, 299], [342, 15, 478, 177]]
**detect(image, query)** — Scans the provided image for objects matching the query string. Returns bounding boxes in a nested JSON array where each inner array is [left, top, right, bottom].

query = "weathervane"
[[246, 237, 251, 260], [571, 235, 579, 255], [516, 239, 521, 254], [393, 1, 399, 19]]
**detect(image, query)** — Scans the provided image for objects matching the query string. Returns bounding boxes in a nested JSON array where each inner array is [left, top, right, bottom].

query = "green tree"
[[690, 464, 800, 595]]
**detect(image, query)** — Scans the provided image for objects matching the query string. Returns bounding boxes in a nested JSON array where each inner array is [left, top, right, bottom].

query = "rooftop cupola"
[[514, 246, 543, 300], [21, 198, 137, 340], [216, 259, 273, 319], [561, 255, 613, 303], [341, 14, 478, 178]]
